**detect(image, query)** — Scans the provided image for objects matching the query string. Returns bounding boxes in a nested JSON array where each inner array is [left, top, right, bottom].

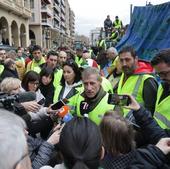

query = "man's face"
[[76, 50, 83, 57], [58, 54, 67, 66], [119, 52, 137, 76], [154, 62, 170, 84], [83, 74, 101, 98], [0, 50, 6, 63], [17, 49, 22, 57], [32, 50, 42, 62], [47, 55, 58, 69], [106, 51, 116, 60]]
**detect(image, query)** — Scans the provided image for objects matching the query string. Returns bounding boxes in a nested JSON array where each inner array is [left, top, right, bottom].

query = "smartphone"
[[51, 100, 65, 110], [108, 94, 131, 106], [37, 98, 45, 105]]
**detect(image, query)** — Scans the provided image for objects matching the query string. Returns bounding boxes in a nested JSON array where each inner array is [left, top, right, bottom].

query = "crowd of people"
[[0, 43, 170, 169]]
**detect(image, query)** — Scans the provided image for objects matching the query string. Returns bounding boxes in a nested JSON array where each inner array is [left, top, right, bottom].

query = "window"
[[30, 0, 34, 9], [31, 13, 35, 22]]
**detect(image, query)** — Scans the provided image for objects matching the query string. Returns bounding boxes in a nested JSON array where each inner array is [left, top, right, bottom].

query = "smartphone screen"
[[108, 94, 130, 106], [51, 100, 65, 110], [37, 98, 45, 105]]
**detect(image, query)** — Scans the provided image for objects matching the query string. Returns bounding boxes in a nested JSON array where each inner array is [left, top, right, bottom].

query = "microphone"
[[17, 92, 36, 102], [0, 91, 36, 104], [57, 105, 73, 123]]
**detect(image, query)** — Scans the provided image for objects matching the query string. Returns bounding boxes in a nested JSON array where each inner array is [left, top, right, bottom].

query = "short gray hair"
[[82, 67, 102, 82], [0, 109, 28, 169], [107, 47, 118, 56]]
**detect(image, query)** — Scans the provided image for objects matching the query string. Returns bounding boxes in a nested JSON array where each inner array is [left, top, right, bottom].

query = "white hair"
[[0, 109, 28, 169], [0, 77, 21, 94], [107, 47, 118, 56]]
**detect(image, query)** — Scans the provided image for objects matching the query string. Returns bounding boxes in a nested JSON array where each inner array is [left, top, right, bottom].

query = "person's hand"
[[47, 124, 64, 145], [46, 105, 58, 114], [21, 101, 41, 112], [123, 95, 140, 111], [156, 138, 170, 155]]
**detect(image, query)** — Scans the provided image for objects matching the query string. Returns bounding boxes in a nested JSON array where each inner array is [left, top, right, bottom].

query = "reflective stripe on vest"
[[114, 20, 122, 29], [154, 85, 170, 129], [117, 73, 153, 117], [154, 111, 170, 129], [75, 55, 84, 66], [26, 57, 45, 72], [53, 69, 63, 87], [0, 64, 4, 75]]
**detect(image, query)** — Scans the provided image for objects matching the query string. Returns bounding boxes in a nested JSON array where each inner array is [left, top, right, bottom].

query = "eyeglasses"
[[29, 81, 39, 86], [13, 153, 29, 169]]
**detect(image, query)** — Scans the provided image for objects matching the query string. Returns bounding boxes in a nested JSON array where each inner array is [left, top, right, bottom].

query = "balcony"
[[53, 3, 60, 13], [54, 14, 60, 22], [41, 6, 53, 17], [41, 18, 53, 27], [53, 23, 60, 31], [61, 0, 65, 7], [0, 0, 31, 18], [61, 21, 66, 28], [43, 0, 52, 5], [60, 13, 65, 21], [61, 5, 65, 15], [53, 0, 59, 5]]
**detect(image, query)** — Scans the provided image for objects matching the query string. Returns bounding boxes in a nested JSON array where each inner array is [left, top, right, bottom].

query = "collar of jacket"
[[133, 60, 154, 75], [81, 86, 106, 104]]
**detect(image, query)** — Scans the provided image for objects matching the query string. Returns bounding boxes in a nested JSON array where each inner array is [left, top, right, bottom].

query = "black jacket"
[[128, 145, 170, 169], [133, 106, 168, 144], [39, 82, 55, 107], [0, 67, 18, 81], [104, 18, 112, 29]]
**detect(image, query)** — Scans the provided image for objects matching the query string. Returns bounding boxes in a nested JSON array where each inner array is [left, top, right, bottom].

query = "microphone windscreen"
[[58, 105, 69, 118], [17, 92, 36, 102]]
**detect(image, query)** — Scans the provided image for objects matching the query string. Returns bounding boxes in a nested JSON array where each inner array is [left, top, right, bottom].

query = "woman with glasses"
[[21, 71, 54, 138], [22, 71, 44, 102], [53, 59, 83, 113]]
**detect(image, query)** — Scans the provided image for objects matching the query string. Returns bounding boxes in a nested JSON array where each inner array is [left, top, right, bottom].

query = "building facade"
[[29, 0, 75, 49], [0, 0, 31, 47]]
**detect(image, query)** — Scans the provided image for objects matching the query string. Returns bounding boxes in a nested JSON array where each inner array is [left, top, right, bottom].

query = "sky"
[[69, 0, 169, 37]]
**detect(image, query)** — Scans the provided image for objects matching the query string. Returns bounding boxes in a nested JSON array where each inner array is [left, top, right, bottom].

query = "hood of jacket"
[[134, 60, 154, 75]]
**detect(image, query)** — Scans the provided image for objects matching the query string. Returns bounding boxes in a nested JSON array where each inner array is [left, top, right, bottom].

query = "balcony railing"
[[41, 6, 53, 17], [53, 3, 60, 13], [41, 18, 52, 27], [0, 0, 31, 18]]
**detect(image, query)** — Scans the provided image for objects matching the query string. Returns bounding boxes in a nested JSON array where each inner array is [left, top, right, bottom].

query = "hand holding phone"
[[122, 95, 140, 111], [108, 94, 131, 106], [51, 100, 65, 110], [37, 98, 45, 105]]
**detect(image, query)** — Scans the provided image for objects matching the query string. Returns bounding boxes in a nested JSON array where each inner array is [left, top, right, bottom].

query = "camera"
[[108, 94, 131, 106]]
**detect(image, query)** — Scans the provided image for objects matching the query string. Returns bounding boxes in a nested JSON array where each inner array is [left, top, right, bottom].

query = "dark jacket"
[[128, 145, 170, 169], [39, 82, 55, 107], [101, 151, 135, 169], [104, 18, 112, 29], [133, 106, 168, 144], [28, 136, 55, 169], [0, 67, 18, 81]]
